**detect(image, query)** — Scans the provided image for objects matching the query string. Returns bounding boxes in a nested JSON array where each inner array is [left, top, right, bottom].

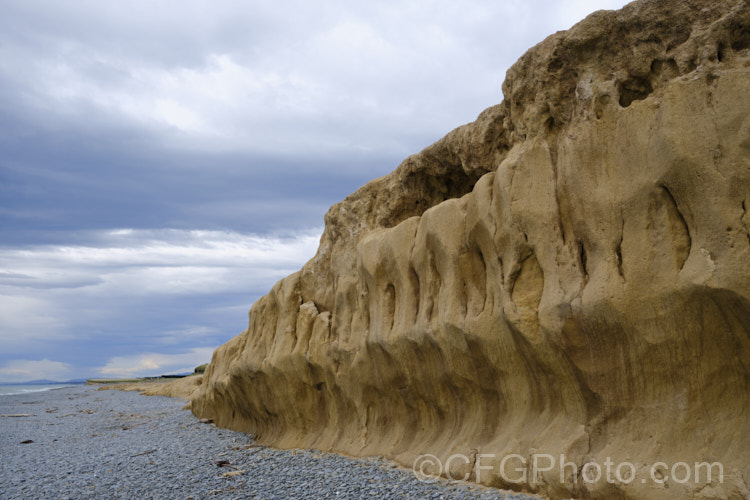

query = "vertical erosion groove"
[[460, 247, 488, 318], [616, 223, 625, 280], [426, 251, 441, 321], [660, 185, 692, 270], [742, 200, 750, 248], [474, 250, 488, 316], [409, 266, 421, 323], [578, 240, 589, 281], [459, 279, 468, 319], [510, 254, 545, 343], [717, 42, 727, 62], [384, 283, 396, 333]]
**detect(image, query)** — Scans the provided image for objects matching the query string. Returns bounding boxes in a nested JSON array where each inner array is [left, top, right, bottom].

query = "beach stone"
[[0, 386, 539, 499]]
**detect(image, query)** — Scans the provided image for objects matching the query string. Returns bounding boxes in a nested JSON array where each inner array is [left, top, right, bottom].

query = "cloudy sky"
[[0, 0, 629, 382]]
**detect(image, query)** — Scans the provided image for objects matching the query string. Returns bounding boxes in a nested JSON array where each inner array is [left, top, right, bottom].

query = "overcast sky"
[[0, 0, 630, 382]]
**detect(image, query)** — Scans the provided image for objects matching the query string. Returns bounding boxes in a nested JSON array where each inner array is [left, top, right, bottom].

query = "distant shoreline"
[[0, 383, 79, 397]]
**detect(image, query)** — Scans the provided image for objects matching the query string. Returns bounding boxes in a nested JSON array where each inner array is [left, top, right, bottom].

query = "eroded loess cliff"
[[191, 1, 750, 498]]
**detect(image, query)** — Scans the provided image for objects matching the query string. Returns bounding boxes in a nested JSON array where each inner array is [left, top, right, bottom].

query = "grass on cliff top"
[[87, 364, 208, 385], [86, 378, 148, 384], [86, 375, 195, 385]]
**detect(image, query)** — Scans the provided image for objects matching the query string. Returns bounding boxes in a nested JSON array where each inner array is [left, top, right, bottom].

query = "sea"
[[0, 384, 78, 396]]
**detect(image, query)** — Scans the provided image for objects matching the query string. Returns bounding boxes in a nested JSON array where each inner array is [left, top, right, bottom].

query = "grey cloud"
[[0, 272, 34, 279], [0, 228, 318, 377], [0, 0, 631, 381]]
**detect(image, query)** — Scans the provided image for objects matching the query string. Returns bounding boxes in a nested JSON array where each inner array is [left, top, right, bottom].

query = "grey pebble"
[[0, 386, 546, 499]]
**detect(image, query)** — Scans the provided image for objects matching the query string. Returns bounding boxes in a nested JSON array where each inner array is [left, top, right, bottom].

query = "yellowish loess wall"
[[191, 1, 750, 498]]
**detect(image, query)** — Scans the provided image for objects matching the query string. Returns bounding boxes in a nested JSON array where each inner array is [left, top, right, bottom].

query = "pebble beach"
[[0, 385, 544, 500]]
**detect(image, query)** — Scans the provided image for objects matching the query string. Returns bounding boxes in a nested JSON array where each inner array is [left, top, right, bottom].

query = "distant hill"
[[2, 378, 88, 385]]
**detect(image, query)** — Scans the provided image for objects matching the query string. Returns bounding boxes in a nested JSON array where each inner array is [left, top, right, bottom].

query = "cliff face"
[[191, 1, 750, 498]]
